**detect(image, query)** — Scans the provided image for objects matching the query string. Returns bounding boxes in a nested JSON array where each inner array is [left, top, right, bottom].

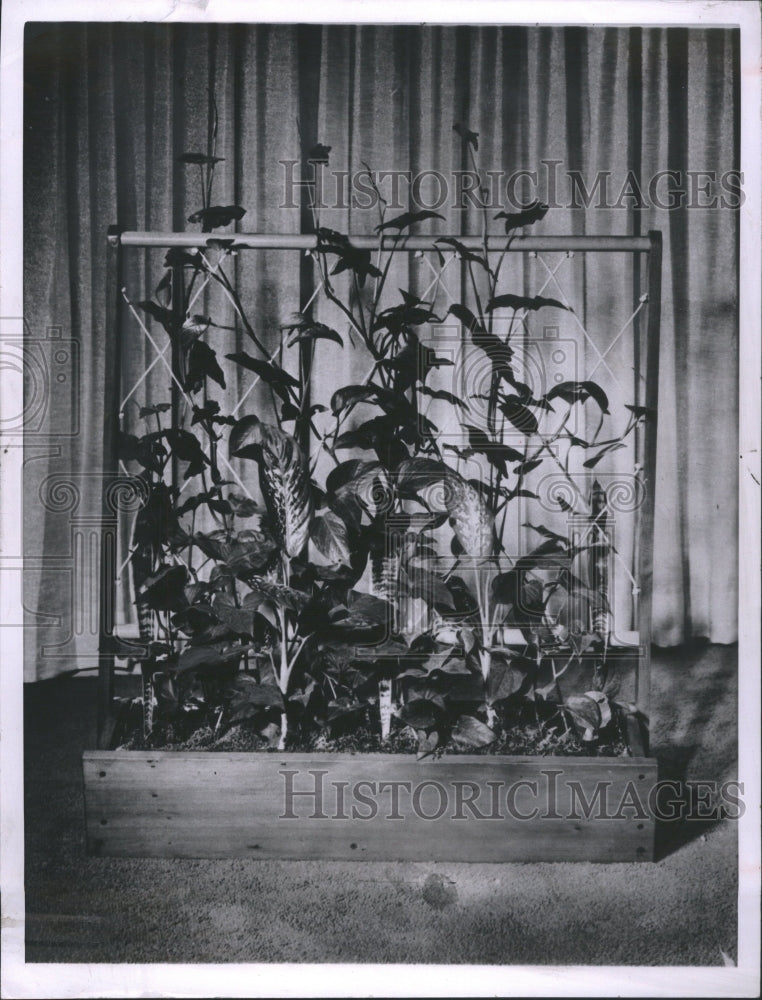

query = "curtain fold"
[[23, 23, 739, 680]]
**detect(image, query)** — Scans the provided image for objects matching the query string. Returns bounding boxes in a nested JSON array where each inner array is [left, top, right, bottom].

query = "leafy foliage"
[[121, 117, 646, 756]]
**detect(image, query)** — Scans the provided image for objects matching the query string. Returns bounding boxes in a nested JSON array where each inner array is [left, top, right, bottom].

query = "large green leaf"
[[185, 341, 226, 393], [138, 564, 189, 611], [486, 293, 568, 313], [137, 300, 174, 334], [246, 576, 310, 613], [162, 429, 209, 479], [175, 645, 224, 674], [545, 380, 609, 413], [330, 384, 400, 418], [229, 416, 313, 558], [494, 201, 549, 232], [498, 396, 539, 435], [450, 715, 496, 748], [447, 305, 514, 380], [310, 510, 353, 567], [488, 657, 526, 703], [187, 205, 246, 229], [226, 353, 299, 401], [285, 322, 343, 349], [419, 652, 471, 676], [375, 209, 444, 233], [396, 457, 495, 556], [435, 238, 488, 269], [395, 456, 451, 496], [400, 698, 443, 731], [465, 425, 524, 477], [228, 675, 285, 719], [325, 459, 382, 497], [565, 694, 602, 732], [224, 528, 279, 577]]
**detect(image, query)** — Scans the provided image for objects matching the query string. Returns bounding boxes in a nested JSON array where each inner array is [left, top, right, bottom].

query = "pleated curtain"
[[23, 23, 739, 680]]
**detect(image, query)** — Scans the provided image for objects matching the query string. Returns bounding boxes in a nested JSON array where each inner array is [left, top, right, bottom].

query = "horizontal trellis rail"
[[99, 227, 662, 751], [116, 231, 654, 252]]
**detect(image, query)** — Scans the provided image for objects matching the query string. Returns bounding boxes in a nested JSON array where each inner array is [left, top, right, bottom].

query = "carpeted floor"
[[23, 642, 738, 965]]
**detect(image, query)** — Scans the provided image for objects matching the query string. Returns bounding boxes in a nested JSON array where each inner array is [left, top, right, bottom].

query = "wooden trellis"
[[99, 228, 661, 750]]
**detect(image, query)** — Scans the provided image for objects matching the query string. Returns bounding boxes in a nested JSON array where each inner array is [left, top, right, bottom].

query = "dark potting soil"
[[115, 713, 628, 757]]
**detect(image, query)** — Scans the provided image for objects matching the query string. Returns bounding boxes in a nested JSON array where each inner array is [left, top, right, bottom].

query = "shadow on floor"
[[22, 643, 738, 965]]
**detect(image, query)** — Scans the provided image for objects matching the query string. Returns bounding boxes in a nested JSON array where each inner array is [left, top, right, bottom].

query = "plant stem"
[[277, 603, 290, 750], [378, 678, 394, 741]]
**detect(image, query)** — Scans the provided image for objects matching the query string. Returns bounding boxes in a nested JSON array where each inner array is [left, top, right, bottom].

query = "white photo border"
[[1, 1, 759, 997]]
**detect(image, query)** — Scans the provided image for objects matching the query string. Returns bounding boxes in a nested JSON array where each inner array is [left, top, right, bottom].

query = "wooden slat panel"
[[83, 751, 657, 862]]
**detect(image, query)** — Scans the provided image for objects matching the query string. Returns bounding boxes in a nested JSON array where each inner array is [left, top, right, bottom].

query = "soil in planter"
[[114, 698, 628, 757]]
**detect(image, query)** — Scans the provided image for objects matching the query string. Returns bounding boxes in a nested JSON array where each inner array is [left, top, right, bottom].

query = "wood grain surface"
[[83, 751, 657, 862]]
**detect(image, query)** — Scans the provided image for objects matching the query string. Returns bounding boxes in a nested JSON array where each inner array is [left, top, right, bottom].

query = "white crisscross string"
[[535, 253, 626, 393], [120, 287, 256, 502], [586, 293, 648, 384], [229, 272, 323, 418], [118, 252, 223, 415]]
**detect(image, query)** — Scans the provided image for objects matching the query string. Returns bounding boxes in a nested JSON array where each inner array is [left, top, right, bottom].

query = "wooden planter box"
[[83, 750, 657, 862]]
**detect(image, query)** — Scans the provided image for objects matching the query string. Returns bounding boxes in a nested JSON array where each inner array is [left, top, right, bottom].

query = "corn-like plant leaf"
[[227, 352, 299, 389], [229, 416, 313, 558], [465, 425, 524, 477], [444, 476, 496, 557]]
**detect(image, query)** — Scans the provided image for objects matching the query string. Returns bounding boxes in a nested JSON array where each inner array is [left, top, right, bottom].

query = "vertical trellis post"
[[97, 226, 123, 748], [635, 231, 662, 725], [170, 264, 185, 490]]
